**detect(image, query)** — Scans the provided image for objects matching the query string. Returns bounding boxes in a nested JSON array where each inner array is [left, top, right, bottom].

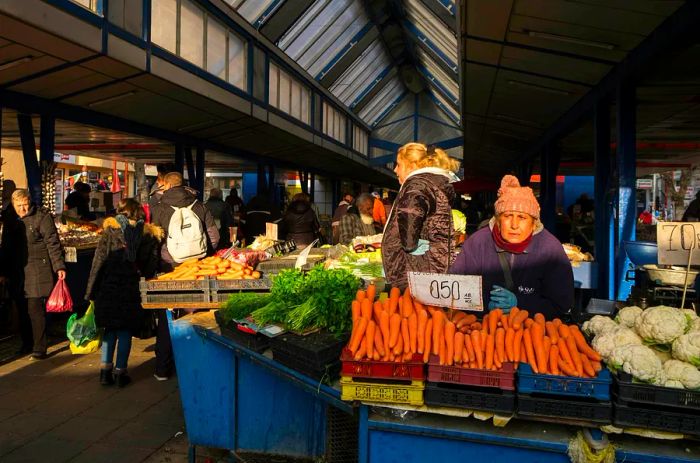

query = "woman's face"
[[394, 156, 416, 185], [498, 211, 535, 243]]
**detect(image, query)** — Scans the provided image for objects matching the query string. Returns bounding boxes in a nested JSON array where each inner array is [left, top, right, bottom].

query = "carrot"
[[591, 360, 602, 373], [558, 357, 578, 376], [356, 289, 366, 302], [393, 333, 403, 356], [569, 325, 602, 361], [482, 314, 490, 335], [408, 313, 418, 353], [379, 311, 390, 356], [388, 287, 401, 315], [566, 335, 583, 376], [530, 323, 547, 374], [423, 318, 433, 363], [417, 309, 428, 354], [351, 300, 361, 323], [513, 329, 523, 363], [445, 321, 456, 366], [454, 332, 464, 363], [349, 317, 368, 354], [495, 328, 505, 364], [581, 353, 595, 377], [471, 331, 483, 369], [558, 336, 574, 366], [480, 329, 488, 352], [470, 322, 482, 331], [456, 314, 477, 329], [524, 319, 534, 329], [354, 336, 367, 360], [399, 297, 403, 314], [432, 311, 444, 355], [508, 306, 520, 326], [558, 324, 571, 340], [361, 299, 372, 320], [373, 351, 380, 361], [521, 338, 527, 365], [552, 318, 563, 328], [549, 345, 560, 375], [545, 321, 559, 345], [404, 351, 413, 361], [388, 313, 401, 348], [374, 327, 385, 357], [401, 318, 410, 354], [366, 321, 376, 359], [505, 327, 515, 362], [485, 334, 495, 370], [500, 313, 509, 330], [489, 309, 501, 335], [511, 310, 529, 330], [373, 301, 384, 324], [366, 284, 376, 303], [534, 313, 545, 328], [542, 336, 551, 374], [382, 299, 389, 312], [452, 311, 467, 325], [523, 329, 538, 373], [413, 300, 426, 314], [464, 333, 475, 362], [402, 290, 414, 318]]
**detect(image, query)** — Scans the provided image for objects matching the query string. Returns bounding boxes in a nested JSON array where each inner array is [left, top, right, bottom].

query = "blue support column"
[[615, 83, 637, 301], [17, 113, 41, 205], [184, 146, 195, 188], [175, 143, 185, 174], [594, 101, 614, 299], [39, 114, 55, 165], [257, 163, 267, 196], [267, 164, 276, 203], [194, 146, 205, 200], [540, 144, 559, 233]]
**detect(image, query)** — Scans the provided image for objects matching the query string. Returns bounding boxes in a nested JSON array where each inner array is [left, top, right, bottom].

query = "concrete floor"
[[0, 337, 230, 463]]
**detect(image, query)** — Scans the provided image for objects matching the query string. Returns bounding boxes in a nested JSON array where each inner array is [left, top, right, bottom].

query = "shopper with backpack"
[[150, 172, 219, 380]]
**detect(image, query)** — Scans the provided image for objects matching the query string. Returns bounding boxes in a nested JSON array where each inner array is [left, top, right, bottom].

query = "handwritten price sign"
[[657, 222, 700, 265], [407, 272, 483, 311]]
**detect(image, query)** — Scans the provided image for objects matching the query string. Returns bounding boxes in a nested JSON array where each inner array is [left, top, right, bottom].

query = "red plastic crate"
[[340, 348, 425, 381], [426, 355, 515, 391]]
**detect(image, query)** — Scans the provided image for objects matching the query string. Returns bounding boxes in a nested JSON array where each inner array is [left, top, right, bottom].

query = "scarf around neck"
[[115, 214, 144, 262], [491, 223, 532, 254]]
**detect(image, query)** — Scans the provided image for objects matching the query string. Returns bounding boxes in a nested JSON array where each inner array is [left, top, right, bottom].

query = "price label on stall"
[[657, 222, 700, 265], [407, 272, 483, 311]]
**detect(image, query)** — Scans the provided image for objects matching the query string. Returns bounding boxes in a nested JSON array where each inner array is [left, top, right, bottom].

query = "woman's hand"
[[57, 270, 66, 280], [489, 285, 516, 311]]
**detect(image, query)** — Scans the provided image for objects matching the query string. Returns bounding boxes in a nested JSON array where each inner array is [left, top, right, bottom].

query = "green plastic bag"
[[66, 301, 99, 346]]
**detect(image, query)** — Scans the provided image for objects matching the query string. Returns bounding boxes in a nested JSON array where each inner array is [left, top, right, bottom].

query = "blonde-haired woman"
[[381, 143, 460, 289]]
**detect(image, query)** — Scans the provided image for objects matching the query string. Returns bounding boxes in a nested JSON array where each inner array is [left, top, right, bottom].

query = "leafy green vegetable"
[[251, 301, 289, 326], [219, 292, 272, 322], [269, 269, 307, 306]]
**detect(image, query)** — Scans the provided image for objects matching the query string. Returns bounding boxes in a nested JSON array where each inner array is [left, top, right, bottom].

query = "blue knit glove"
[[488, 285, 517, 312], [410, 239, 430, 256]]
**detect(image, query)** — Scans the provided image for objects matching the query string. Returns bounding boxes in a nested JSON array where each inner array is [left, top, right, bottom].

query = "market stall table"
[[169, 314, 700, 463]]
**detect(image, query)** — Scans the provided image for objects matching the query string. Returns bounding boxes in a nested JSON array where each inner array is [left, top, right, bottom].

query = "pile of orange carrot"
[[346, 289, 602, 377]]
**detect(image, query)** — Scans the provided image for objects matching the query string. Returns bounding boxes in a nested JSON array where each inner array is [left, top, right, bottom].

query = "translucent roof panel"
[[428, 87, 460, 124], [416, 47, 459, 107], [329, 39, 392, 107], [277, 0, 371, 78], [359, 76, 406, 127], [405, 0, 458, 72], [228, 0, 285, 27]]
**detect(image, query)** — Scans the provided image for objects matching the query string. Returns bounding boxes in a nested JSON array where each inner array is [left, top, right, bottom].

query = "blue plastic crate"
[[517, 363, 611, 401]]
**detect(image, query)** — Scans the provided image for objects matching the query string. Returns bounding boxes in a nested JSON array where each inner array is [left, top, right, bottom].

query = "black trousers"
[[155, 309, 174, 377], [17, 297, 47, 354]]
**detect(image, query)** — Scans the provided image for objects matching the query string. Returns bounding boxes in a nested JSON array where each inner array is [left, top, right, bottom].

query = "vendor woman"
[[449, 175, 573, 319], [382, 143, 460, 290]]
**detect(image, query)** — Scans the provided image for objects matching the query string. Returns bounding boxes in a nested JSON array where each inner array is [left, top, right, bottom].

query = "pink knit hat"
[[494, 175, 540, 219]]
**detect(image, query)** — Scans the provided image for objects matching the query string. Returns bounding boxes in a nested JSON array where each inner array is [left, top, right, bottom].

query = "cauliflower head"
[[690, 318, 700, 333], [592, 326, 642, 361], [633, 306, 688, 345], [609, 344, 666, 385], [664, 379, 685, 389], [653, 348, 672, 364], [615, 306, 643, 328], [672, 332, 700, 367], [682, 309, 698, 321], [663, 359, 700, 389], [582, 315, 618, 337]]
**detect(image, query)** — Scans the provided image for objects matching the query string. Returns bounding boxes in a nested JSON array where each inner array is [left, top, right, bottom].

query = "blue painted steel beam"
[[540, 144, 560, 233], [253, 0, 285, 30], [39, 114, 55, 165], [371, 91, 408, 127], [418, 114, 461, 129], [433, 137, 462, 150], [368, 154, 395, 166], [17, 113, 42, 205], [350, 65, 392, 110], [518, 0, 700, 164], [418, 64, 458, 105], [615, 83, 636, 302], [374, 113, 415, 129], [403, 20, 458, 73], [594, 101, 614, 300], [426, 91, 460, 125], [316, 22, 374, 80], [369, 138, 402, 152]]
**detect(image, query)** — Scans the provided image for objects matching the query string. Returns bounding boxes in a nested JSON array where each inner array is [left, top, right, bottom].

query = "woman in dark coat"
[[0, 189, 66, 358], [85, 198, 163, 387], [381, 144, 460, 290], [282, 193, 320, 248]]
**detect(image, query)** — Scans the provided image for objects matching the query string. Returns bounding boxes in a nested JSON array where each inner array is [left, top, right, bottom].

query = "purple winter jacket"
[[449, 225, 574, 319]]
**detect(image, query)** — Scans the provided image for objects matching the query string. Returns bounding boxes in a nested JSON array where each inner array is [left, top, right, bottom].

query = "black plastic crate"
[[614, 371, 700, 411], [271, 331, 348, 369], [424, 382, 515, 413], [273, 349, 341, 384], [614, 400, 700, 436], [215, 311, 270, 353], [517, 394, 611, 424], [325, 406, 358, 463]]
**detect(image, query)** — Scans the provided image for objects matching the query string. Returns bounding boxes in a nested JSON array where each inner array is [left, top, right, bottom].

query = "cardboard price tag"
[[407, 272, 483, 311], [656, 222, 700, 265]]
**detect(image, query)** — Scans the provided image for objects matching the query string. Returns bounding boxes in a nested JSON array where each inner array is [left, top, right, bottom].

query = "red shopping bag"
[[46, 279, 73, 313]]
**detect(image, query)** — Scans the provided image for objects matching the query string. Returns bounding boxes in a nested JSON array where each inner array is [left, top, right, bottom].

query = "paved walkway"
[[0, 337, 229, 463]]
